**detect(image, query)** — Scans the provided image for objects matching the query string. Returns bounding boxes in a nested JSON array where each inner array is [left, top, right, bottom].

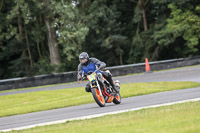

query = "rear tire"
[[113, 93, 121, 104], [91, 88, 105, 107]]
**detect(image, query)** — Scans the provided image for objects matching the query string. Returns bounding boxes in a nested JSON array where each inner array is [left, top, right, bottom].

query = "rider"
[[77, 52, 119, 93]]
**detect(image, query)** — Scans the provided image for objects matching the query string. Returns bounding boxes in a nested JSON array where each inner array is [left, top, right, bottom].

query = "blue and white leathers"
[[81, 63, 101, 75], [77, 58, 106, 77]]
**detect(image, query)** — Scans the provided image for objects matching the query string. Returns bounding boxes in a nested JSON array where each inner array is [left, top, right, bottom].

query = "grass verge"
[[0, 81, 78, 94], [6, 101, 200, 133], [0, 81, 200, 118]]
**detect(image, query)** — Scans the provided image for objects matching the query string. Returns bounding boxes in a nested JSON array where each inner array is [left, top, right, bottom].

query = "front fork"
[[95, 79, 103, 97]]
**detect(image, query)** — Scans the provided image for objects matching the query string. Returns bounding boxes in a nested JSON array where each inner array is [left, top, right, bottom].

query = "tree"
[[102, 35, 128, 65], [0, 0, 35, 78], [51, 0, 89, 70], [79, 0, 134, 66], [0, 0, 200, 79], [167, 2, 200, 55], [154, 0, 200, 57], [129, 0, 172, 63], [43, 0, 61, 67]]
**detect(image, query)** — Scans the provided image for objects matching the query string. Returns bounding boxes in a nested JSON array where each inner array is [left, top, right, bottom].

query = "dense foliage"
[[0, 0, 199, 79]]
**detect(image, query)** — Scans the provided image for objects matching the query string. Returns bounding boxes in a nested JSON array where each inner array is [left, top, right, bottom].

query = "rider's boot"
[[114, 80, 120, 93], [103, 71, 119, 93], [109, 80, 119, 93]]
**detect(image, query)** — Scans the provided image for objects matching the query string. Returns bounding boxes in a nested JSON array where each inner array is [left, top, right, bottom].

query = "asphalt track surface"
[[0, 66, 200, 131]]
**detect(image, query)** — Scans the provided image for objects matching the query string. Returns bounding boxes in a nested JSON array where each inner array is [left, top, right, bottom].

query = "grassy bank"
[[6, 101, 200, 133], [0, 82, 77, 94], [0, 81, 200, 118]]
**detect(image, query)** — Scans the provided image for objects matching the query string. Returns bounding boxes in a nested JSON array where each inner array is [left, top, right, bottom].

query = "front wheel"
[[91, 88, 105, 107], [113, 93, 121, 104]]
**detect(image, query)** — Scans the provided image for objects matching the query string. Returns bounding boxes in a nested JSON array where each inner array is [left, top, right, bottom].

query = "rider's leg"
[[96, 73, 105, 88], [102, 71, 119, 93]]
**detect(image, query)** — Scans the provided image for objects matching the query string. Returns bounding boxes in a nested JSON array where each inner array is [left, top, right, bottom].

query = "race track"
[[1, 65, 200, 96], [0, 66, 200, 131]]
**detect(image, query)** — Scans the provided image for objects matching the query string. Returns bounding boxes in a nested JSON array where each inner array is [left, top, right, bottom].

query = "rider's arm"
[[77, 63, 83, 80], [90, 58, 106, 69]]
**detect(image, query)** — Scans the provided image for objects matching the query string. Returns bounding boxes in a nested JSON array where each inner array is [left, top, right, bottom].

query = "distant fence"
[[1, 56, 200, 91]]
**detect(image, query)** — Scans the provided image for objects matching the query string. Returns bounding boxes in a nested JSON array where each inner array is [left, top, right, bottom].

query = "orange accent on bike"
[[95, 89, 105, 104], [107, 96, 114, 103], [116, 96, 120, 101]]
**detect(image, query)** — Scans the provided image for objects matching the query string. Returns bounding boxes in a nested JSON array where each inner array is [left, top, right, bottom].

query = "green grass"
[[0, 81, 200, 118], [6, 101, 200, 133], [0, 81, 78, 94]]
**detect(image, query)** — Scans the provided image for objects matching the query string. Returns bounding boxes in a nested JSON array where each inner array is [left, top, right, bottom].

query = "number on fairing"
[[87, 73, 96, 82]]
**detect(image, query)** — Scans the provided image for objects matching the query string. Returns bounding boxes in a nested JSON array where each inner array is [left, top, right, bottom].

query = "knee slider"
[[105, 70, 112, 77]]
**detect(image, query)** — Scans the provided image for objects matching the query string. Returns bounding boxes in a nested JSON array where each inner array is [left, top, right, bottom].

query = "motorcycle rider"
[[77, 52, 119, 93]]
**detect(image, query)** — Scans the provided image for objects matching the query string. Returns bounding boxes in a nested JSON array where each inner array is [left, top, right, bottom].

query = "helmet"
[[79, 52, 89, 65]]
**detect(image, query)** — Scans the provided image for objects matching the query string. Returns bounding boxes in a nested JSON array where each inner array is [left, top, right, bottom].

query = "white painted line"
[[1, 97, 200, 132]]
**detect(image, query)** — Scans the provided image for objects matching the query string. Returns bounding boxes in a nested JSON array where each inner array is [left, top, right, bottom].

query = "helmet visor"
[[80, 58, 87, 63]]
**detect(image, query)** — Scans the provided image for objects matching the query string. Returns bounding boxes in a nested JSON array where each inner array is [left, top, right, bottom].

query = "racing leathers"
[[77, 58, 118, 93]]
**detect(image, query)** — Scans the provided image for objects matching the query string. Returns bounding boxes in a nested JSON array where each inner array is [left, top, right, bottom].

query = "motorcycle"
[[80, 69, 121, 107]]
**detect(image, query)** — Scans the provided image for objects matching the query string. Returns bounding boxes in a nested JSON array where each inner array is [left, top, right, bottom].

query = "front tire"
[[91, 88, 105, 107]]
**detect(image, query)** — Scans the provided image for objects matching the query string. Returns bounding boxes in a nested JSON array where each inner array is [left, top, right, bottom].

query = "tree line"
[[0, 0, 199, 79]]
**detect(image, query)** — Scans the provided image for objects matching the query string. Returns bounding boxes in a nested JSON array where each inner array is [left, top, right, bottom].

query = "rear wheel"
[[113, 93, 121, 104], [91, 88, 105, 107]]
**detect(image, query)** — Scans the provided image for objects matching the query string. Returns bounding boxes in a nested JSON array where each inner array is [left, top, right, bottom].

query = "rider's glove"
[[98, 64, 105, 70]]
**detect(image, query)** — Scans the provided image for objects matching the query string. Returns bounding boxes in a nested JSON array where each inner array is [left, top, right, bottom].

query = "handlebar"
[[78, 68, 101, 84]]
